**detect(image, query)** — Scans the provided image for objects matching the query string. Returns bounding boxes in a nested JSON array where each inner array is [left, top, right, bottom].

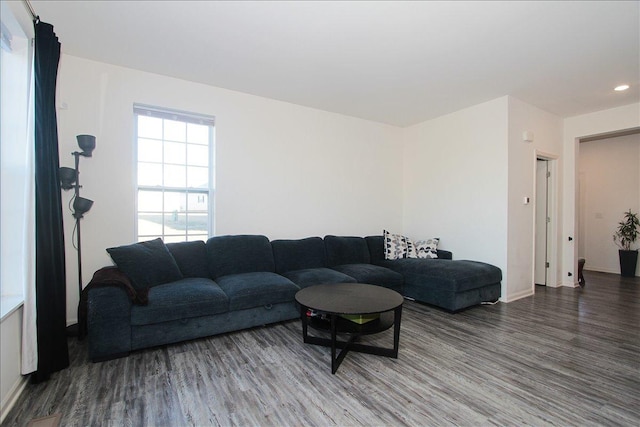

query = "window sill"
[[1, 295, 24, 322]]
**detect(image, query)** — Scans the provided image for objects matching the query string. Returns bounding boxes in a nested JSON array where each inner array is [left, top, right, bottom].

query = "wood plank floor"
[[3, 271, 639, 426]]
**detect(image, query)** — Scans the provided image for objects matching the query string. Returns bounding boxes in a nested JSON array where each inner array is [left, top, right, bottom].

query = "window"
[[0, 3, 33, 318], [134, 104, 215, 243]]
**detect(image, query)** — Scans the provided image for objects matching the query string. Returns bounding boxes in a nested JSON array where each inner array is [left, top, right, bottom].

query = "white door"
[[534, 159, 549, 285]]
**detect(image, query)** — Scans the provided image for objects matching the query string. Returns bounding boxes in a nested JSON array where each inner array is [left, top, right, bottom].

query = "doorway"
[[535, 159, 551, 286]]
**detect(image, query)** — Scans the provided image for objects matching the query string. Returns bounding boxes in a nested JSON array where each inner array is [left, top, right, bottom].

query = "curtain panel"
[[32, 19, 69, 382]]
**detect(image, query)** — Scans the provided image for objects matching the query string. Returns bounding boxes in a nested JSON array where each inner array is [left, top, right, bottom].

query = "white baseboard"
[[502, 288, 534, 303], [0, 374, 28, 424]]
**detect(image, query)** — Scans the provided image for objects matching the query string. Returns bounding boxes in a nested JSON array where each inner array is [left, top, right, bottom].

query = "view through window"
[[134, 105, 214, 243]]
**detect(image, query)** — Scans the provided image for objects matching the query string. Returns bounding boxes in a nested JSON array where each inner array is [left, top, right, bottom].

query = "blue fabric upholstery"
[[324, 235, 371, 266], [382, 259, 502, 293], [106, 238, 183, 290], [272, 237, 327, 273], [166, 241, 211, 278], [330, 263, 404, 292], [131, 302, 299, 351], [130, 278, 228, 326], [281, 267, 356, 288], [206, 235, 275, 278], [215, 272, 299, 311], [88, 233, 504, 361]]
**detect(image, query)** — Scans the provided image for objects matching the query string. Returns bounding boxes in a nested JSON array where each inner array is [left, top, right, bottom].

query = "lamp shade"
[[77, 134, 96, 157], [73, 196, 94, 218], [59, 167, 77, 190]]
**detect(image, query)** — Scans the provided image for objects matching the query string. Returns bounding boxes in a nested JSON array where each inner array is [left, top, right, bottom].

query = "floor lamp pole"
[[73, 151, 83, 302], [60, 134, 96, 338]]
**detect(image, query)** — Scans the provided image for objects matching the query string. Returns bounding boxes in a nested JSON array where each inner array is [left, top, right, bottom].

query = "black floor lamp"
[[59, 134, 95, 336]]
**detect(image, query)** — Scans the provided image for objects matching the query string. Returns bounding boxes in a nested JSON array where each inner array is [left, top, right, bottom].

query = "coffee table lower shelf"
[[301, 309, 402, 374]]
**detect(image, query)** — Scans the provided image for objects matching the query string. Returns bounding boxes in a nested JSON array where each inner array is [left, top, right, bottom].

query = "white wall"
[[578, 133, 640, 275], [563, 103, 640, 285], [402, 97, 509, 296], [402, 96, 564, 302], [506, 97, 563, 300], [56, 55, 404, 324]]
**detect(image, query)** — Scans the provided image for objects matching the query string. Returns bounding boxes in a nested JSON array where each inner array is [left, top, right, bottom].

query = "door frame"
[[533, 151, 559, 290]]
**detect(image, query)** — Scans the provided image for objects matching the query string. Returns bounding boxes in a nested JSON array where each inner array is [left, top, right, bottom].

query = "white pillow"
[[383, 230, 417, 259], [415, 238, 439, 259]]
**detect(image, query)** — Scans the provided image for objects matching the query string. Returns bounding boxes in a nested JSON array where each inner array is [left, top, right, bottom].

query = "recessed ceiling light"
[[614, 84, 630, 91]]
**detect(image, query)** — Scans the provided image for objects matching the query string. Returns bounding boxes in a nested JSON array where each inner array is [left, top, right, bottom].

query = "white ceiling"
[[30, 0, 639, 127]]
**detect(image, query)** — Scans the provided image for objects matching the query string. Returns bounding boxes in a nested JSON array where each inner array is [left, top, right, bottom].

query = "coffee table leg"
[[330, 314, 338, 374], [392, 305, 402, 358], [301, 305, 309, 343]]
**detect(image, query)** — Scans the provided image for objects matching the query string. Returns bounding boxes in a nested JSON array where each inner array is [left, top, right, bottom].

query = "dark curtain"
[[32, 20, 69, 383]]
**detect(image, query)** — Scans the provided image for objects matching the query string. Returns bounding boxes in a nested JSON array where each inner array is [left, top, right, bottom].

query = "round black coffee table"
[[295, 283, 403, 374]]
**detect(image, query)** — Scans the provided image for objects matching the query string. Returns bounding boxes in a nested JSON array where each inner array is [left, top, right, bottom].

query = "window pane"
[[138, 213, 163, 236], [138, 162, 163, 186], [164, 212, 186, 235], [164, 235, 186, 243], [164, 119, 186, 142], [187, 213, 208, 235], [164, 191, 186, 212], [187, 192, 208, 212], [138, 190, 163, 211], [187, 166, 208, 188], [164, 164, 186, 187], [187, 123, 209, 145], [138, 116, 162, 139], [138, 138, 162, 163], [138, 235, 161, 243], [187, 144, 208, 167], [164, 141, 186, 164]]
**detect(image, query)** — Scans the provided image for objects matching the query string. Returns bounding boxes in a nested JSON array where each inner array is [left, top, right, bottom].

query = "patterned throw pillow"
[[384, 230, 417, 259], [415, 238, 439, 259]]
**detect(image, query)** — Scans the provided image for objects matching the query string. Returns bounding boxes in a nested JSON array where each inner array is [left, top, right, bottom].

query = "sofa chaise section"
[[365, 235, 501, 312]]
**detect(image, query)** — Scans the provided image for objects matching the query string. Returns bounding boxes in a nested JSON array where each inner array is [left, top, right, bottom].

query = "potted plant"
[[613, 209, 640, 277]]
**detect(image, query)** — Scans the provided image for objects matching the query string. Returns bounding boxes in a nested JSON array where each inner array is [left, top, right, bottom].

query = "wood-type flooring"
[[3, 271, 639, 426]]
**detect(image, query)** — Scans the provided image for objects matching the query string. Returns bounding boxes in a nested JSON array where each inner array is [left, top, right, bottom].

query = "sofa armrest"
[[437, 249, 453, 260], [87, 286, 132, 361]]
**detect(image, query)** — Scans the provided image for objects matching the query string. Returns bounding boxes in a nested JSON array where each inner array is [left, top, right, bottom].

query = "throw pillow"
[[384, 230, 417, 259], [415, 238, 439, 259], [106, 238, 183, 291]]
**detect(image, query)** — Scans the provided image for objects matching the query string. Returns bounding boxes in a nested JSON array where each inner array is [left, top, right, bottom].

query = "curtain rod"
[[23, 0, 38, 22]]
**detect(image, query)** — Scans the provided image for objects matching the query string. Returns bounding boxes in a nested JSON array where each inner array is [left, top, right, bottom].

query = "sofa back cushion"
[[324, 235, 371, 266], [365, 235, 385, 265], [206, 235, 275, 278], [106, 238, 183, 291], [166, 241, 210, 278], [272, 237, 326, 273]]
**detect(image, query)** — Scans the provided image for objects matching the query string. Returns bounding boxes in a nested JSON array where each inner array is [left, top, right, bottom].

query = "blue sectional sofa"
[[85, 234, 501, 361]]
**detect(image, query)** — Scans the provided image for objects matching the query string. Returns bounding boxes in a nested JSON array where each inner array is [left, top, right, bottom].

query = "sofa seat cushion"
[[130, 278, 228, 326], [383, 259, 502, 293], [216, 272, 300, 311], [330, 264, 404, 292], [282, 268, 357, 289]]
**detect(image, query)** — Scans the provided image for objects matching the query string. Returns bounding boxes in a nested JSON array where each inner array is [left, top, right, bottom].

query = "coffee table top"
[[295, 283, 403, 315]]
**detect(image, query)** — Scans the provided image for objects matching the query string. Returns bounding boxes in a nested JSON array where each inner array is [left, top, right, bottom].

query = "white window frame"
[[0, 3, 34, 319], [133, 104, 215, 243]]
